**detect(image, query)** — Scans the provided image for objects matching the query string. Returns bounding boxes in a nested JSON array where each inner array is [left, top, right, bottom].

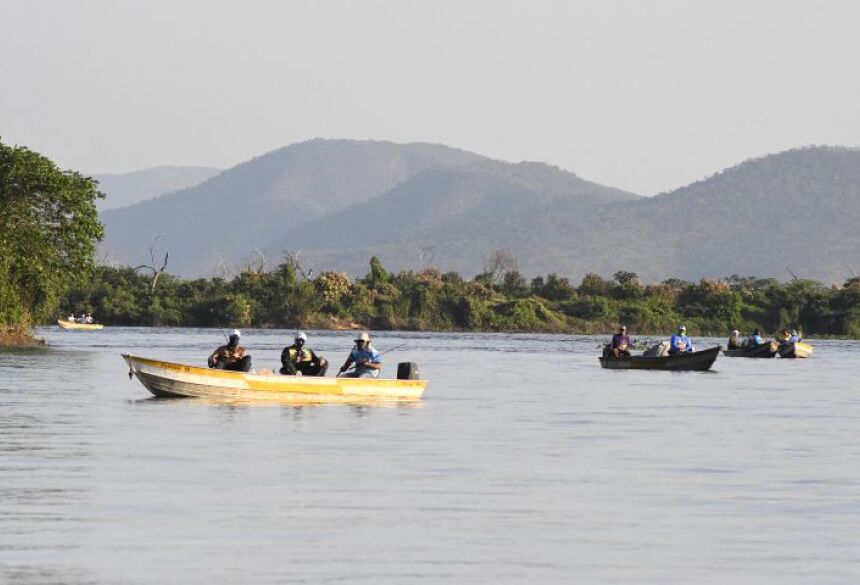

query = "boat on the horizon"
[[599, 346, 721, 371], [57, 319, 104, 331], [723, 340, 779, 358], [777, 341, 814, 359], [122, 354, 427, 402]]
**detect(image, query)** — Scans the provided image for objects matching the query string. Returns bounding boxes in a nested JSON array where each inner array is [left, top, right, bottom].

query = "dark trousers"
[[215, 356, 252, 372], [280, 361, 328, 376]]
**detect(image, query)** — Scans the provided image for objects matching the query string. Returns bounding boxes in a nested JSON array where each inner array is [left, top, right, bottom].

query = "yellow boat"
[[778, 341, 814, 359], [57, 319, 104, 330], [122, 354, 427, 402]]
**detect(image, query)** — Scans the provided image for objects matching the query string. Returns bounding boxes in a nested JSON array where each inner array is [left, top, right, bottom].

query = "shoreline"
[[0, 328, 45, 347]]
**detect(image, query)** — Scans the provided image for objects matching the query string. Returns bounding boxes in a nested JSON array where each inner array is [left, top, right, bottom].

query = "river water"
[[2, 328, 859, 584]]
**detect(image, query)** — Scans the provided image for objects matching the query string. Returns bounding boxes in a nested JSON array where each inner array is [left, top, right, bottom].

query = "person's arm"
[[281, 348, 291, 368], [687, 338, 694, 352], [208, 346, 222, 367], [339, 352, 355, 373], [363, 349, 383, 370]]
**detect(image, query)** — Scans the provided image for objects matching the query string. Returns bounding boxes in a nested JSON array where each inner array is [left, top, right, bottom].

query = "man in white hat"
[[208, 329, 252, 372], [727, 329, 743, 350], [338, 332, 382, 378], [280, 331, 328, 376]]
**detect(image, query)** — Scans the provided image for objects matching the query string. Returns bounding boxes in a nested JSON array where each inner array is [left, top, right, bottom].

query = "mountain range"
[[98, 140, 860, 283], [93, 166, 222, 211]]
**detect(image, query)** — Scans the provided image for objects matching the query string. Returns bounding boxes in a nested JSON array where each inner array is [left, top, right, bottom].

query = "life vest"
[[288, 347, 313, 363]]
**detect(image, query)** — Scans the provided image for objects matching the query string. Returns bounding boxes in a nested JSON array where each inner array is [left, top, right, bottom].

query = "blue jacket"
[[749, 334, 764, 346], [670, 333, 693, 352], [350, 346, 381, 365]]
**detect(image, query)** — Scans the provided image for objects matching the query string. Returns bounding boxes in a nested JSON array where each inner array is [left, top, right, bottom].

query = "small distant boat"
[[122, 354, 427, 402], [599, 346, 721, 371], [723, 340, 779, 358], [778, 341, 814, 359], [57, 319, 104, 331]]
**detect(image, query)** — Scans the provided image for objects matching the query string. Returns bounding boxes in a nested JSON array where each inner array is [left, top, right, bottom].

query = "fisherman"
[[781, 328, 800, 345], [727, 329, 744, 350], [747, 328, 764, 347], [338, 332, 382, 378], [208, 329, 252, 372], [280, 331, 328, 376], [610, 325, 632, 357], [669, 325, 694, 354], [85, 313, 94, 324]]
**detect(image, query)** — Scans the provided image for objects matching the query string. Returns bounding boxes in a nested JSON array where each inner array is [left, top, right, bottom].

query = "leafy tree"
[[0, 140, 103, 331], [366, 256, 389, 287]]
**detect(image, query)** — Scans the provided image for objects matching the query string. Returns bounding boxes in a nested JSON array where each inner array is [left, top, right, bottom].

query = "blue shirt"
[[350, 346, 381, 365], [670, 333, 693, 352], [749, 334, 764, 346]]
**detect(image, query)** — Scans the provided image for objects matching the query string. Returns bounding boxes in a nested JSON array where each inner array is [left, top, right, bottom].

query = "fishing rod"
[[336, 342, 411, 377]]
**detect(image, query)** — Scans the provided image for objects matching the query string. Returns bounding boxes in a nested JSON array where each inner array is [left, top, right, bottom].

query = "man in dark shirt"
[[610, 326, 632, 357], [280, 331, 329, 376], [208, 329, 252, 372]]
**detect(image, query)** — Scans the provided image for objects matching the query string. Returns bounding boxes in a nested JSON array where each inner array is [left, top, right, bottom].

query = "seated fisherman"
[[747, 328, 764, 347], [610, 325, 632, 357], [781, 328, 800, 345], [669, 325, 694, 354], [338, 332, 382, 378], [727, 329, 744, 350], [208, 329, 252, 372], [280, 331, 328, 376]]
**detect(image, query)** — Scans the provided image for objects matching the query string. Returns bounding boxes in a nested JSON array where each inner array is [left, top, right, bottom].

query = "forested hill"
[[99, 140, 487, 275], [490, 146, 860, 283], [99, 142, 860, 283], [93, 166, 221, 211]]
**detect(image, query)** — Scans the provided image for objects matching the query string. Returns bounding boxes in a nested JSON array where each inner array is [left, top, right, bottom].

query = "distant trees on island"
[[63, 256, 860, 338]]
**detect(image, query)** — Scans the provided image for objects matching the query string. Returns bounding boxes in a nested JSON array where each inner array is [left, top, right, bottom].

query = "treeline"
[[60, 257, 860, 337]]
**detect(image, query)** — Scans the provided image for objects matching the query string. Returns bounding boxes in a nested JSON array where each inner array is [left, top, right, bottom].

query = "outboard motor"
[[397, 362, 419, 380]]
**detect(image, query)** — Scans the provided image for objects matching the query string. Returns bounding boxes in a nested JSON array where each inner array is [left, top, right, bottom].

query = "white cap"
[[679, 325, 686, 331], [230, 329, 241, 337], [731, 329, 739, 335], [355, 332, 370, 343], [295, 331, 308, 342]]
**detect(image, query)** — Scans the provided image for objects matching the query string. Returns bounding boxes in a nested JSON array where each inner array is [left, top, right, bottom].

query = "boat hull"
[[123, 354, 427, 402], [58, 320, 104, 330], [599, 346, 721, 371], [723, 340, 779, 358], [778, 341, 814, 359]]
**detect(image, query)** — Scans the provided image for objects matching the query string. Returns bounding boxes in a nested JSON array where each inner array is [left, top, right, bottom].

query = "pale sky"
[[1, 0, 858, 195]]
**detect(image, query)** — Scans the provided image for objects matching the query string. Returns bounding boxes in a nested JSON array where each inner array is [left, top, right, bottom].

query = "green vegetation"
[[1, 140, 103, 343], [61, 260, 860, 337]]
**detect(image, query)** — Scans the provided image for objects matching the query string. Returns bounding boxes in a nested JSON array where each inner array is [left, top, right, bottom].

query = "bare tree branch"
[[132, 236, 169, 292]]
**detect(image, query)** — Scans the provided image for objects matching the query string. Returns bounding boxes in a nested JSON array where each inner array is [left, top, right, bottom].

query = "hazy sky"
[[2, 0, 858, 194]]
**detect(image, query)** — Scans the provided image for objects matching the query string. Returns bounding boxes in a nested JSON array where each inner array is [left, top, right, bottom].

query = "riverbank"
[[0, 327, 45, 347]]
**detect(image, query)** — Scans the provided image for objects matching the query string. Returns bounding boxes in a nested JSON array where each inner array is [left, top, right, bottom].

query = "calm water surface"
[[2, 328, 859, 584]]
